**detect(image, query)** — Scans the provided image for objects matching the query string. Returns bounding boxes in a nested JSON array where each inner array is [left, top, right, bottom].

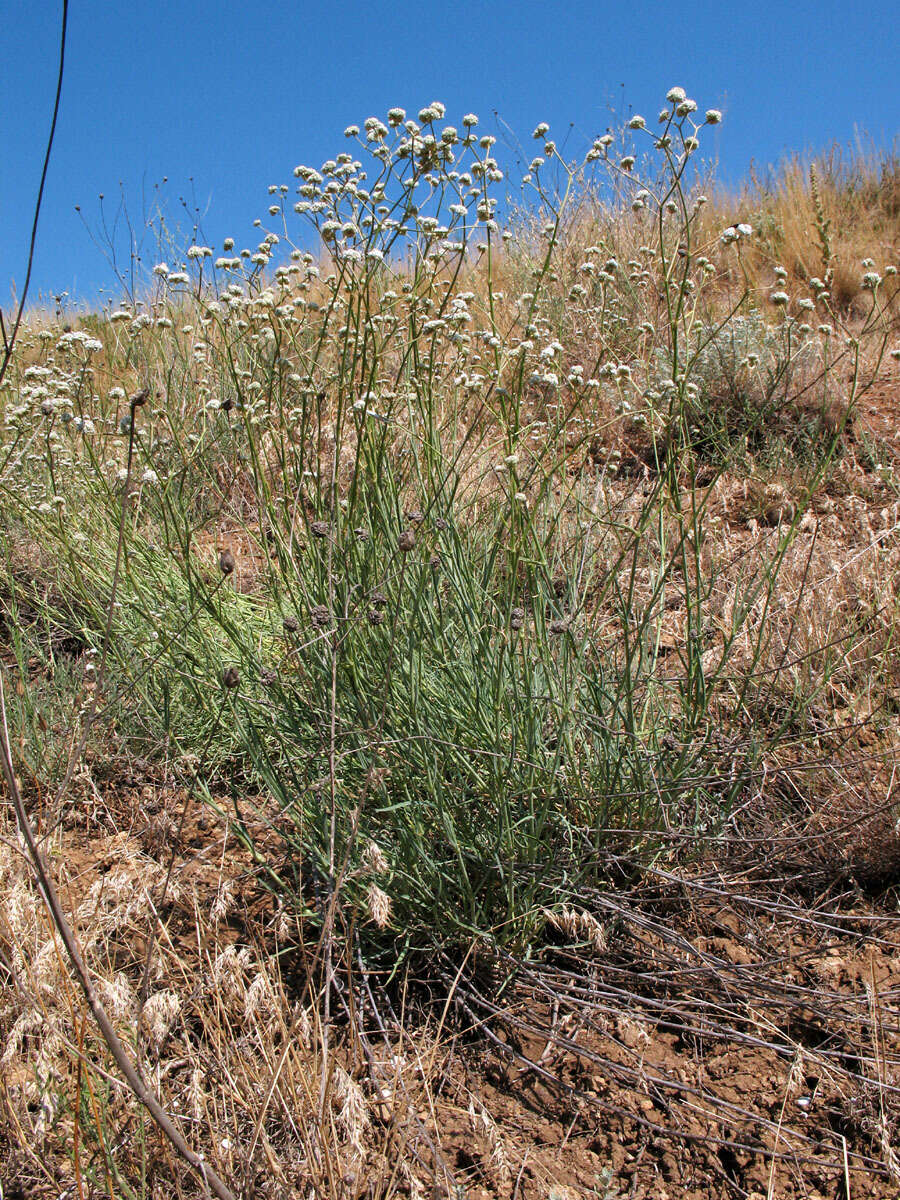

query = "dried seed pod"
[[763, 497, 796, 526], [433, 517, 448, 531], [397, 529, 416, 552], [368, 607, 385, 626], [222, 666, 240, 689], [354, 527, 369, 541], [310, 605, 332, 628], [510, 606, 525, 631], [405, 509, 425, 525], [370, 590, 388, 608], [548, 617, 569, 636], [429, 554, 441, 569], [310, 520, 330, 539], [218, 548, 235, 575], [282, 615, 299, 632], [260, 667, 278, 686]]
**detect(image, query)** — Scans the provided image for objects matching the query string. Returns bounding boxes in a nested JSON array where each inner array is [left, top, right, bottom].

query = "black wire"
[[0, 0, 69, 388]]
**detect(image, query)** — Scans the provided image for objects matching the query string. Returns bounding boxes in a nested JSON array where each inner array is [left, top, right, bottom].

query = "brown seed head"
[[283, 614, 299, 632], [222, 666, 240, 689], [310, 605, 332, 628], [397, 529, 416, 552], [310, 520, 330, 539], [218, 548, 235, 575]]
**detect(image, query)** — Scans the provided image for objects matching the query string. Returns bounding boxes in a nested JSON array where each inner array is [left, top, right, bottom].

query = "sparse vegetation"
[[1, 92, 899, 1198]]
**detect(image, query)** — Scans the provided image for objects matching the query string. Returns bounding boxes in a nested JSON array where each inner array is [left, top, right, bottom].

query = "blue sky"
[[4, 0, 897, 307]]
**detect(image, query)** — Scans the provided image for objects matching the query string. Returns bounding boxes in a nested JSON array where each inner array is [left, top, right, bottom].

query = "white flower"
[[152, 262, 169, 276], [462, 113, 478, 127], [627, 115, 646, 129], [861, 271, 881, 290], [387, 107, 406, 125], [344, 124, 359, 137], [533, 122, 550, 138], [141, 468, 158, 484], [187, 245, 212, 259], [705, 109, 722, 124], [770, 291, 790, 306], [666, 86, 686, 104], [736, 222, 753, 237]]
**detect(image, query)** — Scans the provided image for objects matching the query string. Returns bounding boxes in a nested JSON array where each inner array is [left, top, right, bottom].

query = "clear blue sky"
[[4, 0, 897, 307]]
